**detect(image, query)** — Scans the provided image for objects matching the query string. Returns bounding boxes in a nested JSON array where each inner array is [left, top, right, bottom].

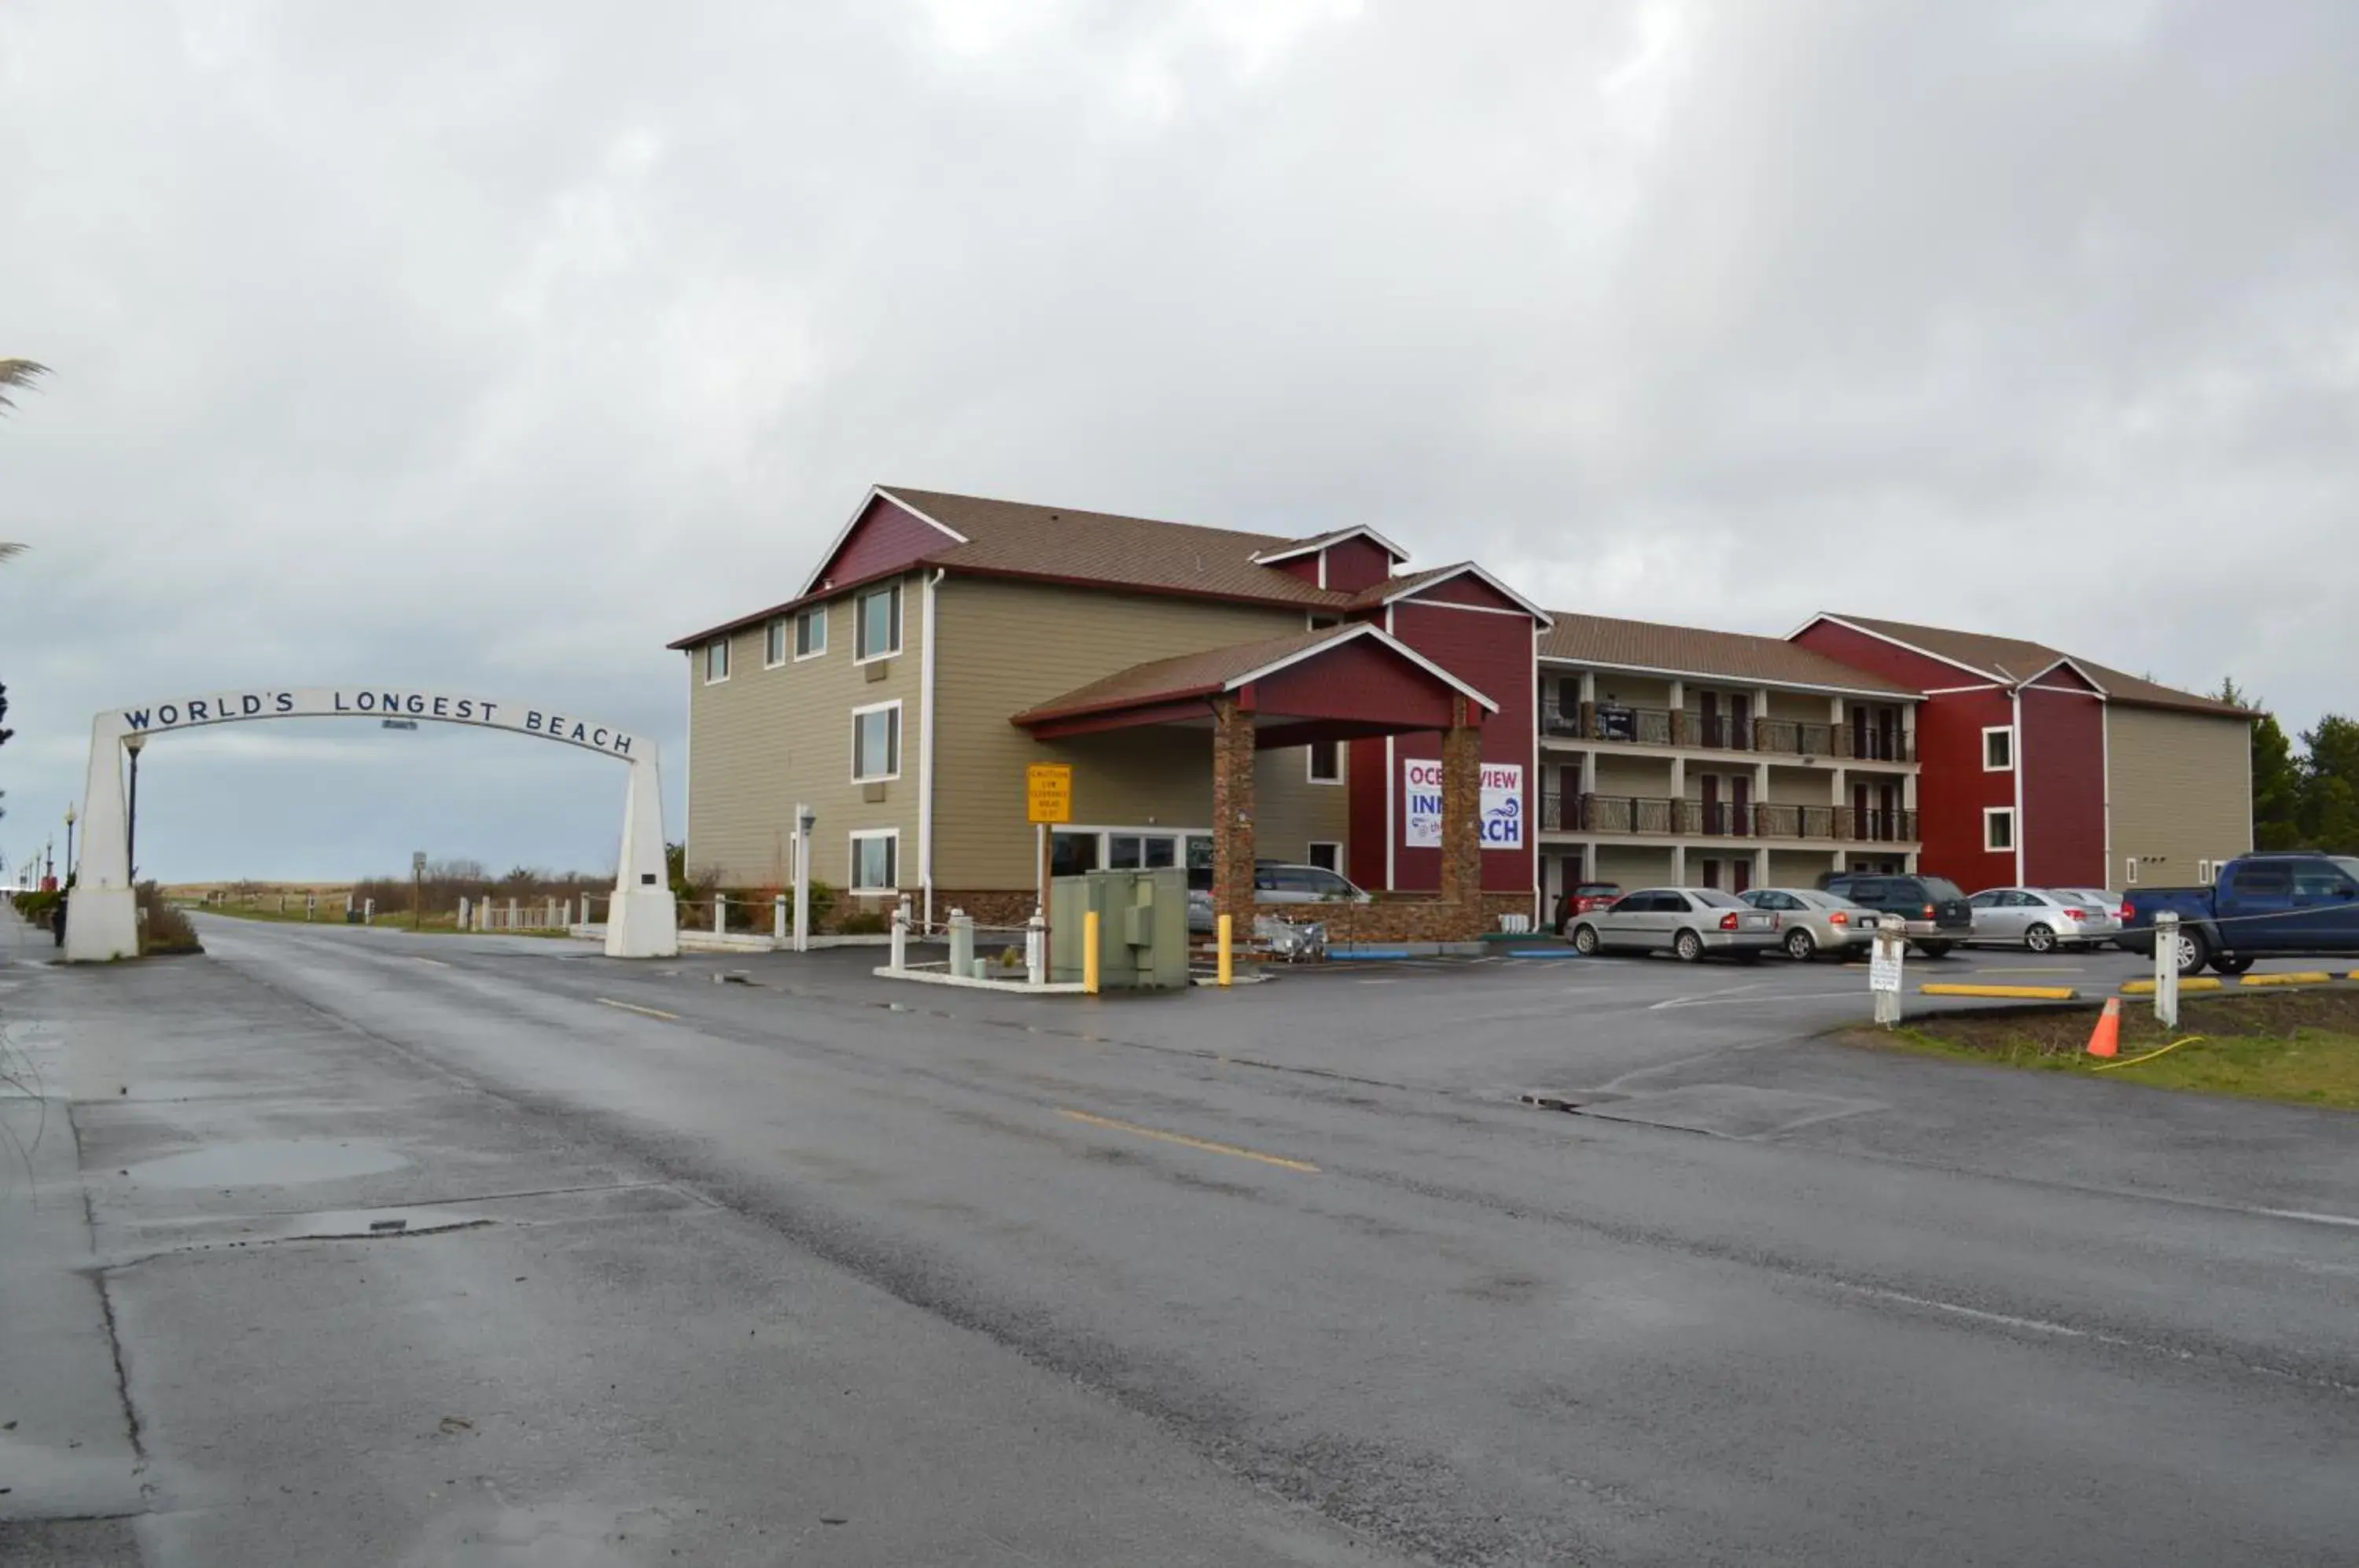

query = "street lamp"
[[124, 732, 147, 883], [63, 802, 76, 886]]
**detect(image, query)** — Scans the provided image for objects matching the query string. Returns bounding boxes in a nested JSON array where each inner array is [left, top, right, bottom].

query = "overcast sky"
[[3, 1, 2353, 883]]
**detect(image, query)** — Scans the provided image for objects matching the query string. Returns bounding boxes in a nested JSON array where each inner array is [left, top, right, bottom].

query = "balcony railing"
[[1540, 794, 1918, 843], [1541, 704, 1915, 763]]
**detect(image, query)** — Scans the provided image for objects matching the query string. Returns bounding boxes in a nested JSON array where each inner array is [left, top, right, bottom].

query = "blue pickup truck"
[[2122, 852, 2359, 976]]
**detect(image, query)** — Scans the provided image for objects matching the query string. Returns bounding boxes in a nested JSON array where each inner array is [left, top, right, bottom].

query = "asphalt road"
[[5, 913, 2355, 1566]]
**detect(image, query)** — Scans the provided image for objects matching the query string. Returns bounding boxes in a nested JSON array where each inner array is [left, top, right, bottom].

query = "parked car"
[[1550, 882, 1623, 933], [1964, 887, 2105, 953], [1186, 860, 1372, 933], [1568, 888, 1780, 963], [1816, 871, 1973, 956], [1740, 887, 1873, 960], [2123, 852, 2359, 976], [2048, 887, 2126, 945]]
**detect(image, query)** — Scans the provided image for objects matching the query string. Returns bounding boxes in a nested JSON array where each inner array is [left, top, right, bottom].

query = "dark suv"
[[1816, 872, 1973, 956]]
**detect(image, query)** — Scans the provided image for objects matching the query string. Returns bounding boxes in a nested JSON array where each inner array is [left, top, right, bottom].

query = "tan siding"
[[1768, 849, 1838, 887], [1593, 845, 1677, 885], [1591, 753, 1674, 796], [685, 576, 923, 892], [1764, 766, 1831, 806], [2106, 705, 2251, 889], [932, 579, 1349, 889]]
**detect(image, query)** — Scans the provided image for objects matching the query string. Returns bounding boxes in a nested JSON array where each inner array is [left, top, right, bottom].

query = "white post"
[[1026, 908, 1046, 987], [508, 896, 519, 929], [792, 804, 811, 954], [713, 893, 726, 935], [1871, 914, 1906, 1027], [458, 896, 469, 929], [889, 903, 909, 972], [2154, 911, 2181, 1030], [948, 907, 974, 975], [364, 898, 375, 924]]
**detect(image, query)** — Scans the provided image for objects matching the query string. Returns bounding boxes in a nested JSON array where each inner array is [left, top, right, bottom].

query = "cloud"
[[1, 0, 2350, 878]]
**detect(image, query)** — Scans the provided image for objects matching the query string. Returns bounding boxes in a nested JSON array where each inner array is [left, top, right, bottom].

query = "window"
[[2125, 857, 2139, 885], [2292, 864, 2354, 898], [1307, 841, 1342, 874], [1308, 739, 1341, 783], [764, 619, 788, 668], [851, 701, 900, 781], [796, 606, 827, 660], [1983, 808, 2015, 853], [849, 831, 898, 892], [1051, 830, 1100, 878], [2196, 859, 2211, 885], [704, 639, 730, 683], [1982, 727, 2013, 771], [2230, 863, 2291, 897], [856, 582, 902, 661]]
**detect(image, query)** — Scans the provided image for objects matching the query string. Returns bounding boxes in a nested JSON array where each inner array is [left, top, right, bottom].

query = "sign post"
[[1868, 914, 1906, 1027], [1026, 764, 1073, 977], [412, 850, 426, 932], [2153, 911, 2181, 1030]]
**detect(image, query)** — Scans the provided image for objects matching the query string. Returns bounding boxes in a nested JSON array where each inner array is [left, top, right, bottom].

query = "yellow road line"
[[2122, 977, 2222, 994], [2239, 972, 2335, 987], [1919, 983, 2080, 1000], [1057, 1108, 1318, 1173], [595, 996, 679, 1021]]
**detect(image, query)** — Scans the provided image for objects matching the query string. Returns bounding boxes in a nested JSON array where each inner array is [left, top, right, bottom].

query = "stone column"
[[1211, 696, 1258, 930], [1438, 703, 1482, 911]]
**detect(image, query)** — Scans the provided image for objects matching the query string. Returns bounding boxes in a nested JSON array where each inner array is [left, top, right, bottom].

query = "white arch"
[[64, 685, 677, 961]]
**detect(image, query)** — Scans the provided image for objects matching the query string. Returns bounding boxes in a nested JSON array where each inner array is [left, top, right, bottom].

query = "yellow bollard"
[[1083, 910, 1101, 995], [1216, 913, 1233, 987]]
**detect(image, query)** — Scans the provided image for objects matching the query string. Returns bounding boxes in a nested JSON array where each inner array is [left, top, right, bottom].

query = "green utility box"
[[1050, 868, 1191, 989]]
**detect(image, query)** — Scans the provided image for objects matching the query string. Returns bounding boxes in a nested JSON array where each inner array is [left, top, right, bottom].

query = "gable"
[[1320, 536, 1396, 594], [1792, 617, 1991, 689], [807, 493, 962, 594], [2023, 660, 2103, 694], [1405, 571, 1529, 615]]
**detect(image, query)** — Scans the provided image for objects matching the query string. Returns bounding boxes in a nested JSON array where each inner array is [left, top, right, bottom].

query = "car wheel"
[[1785, 927, 1818, 961], [1915, 940, 1953, 959], [2210, 954, 2254, 976], [2174, 926, 2210, 977], [1572, 923, 1600, 956], [2024, 923, 2056, 954], [1673, 929, 1703, 963]]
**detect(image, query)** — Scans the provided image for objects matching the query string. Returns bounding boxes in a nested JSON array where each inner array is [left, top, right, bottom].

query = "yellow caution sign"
[[1026, 762, 1073, 825]]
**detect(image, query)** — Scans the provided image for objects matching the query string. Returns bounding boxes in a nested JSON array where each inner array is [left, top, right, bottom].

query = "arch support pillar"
[[605, 755, 678, 958], [65, 716, 138, 962]]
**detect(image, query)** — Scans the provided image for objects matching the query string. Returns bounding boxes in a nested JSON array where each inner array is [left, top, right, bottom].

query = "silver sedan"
[[1966, 887, 2103, 952], [1570, 888, 1780, 963], [1739, 887, 1875, 961]]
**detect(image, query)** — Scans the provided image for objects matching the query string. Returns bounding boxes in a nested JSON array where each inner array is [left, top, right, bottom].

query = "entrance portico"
[[1012, 624, 1497, 939]]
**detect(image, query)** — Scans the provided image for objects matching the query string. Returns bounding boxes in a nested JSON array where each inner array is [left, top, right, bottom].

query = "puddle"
[[127, 1137, 411, 1188]]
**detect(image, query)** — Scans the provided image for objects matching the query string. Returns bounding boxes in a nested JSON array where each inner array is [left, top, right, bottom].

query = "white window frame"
[[2125, 856, 2140, 885], [1983, 806, 2015, 853], [795, 605, 828, 661], [1307, 840, 1344, 874], [1307, 738, 1343, 785], [763, 618, 788, 669], [1982, 725, 2014, 771], [704, 638, 731, 684], [850, 699, 902, 783], [2196, 858, 2212, 885], [855, 582, 903, 664], [848, 829, 900, 893]]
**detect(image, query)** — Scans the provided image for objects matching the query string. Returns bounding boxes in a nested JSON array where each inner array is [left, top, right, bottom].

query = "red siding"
[[1377, 601, 1536, 896], [1347, 735, 1389, 891], [1406, 572, 1523, 613], [1271, 555, 1323, 586], [1912, 686, 2017, 890], [1791, 618, 1979, 690], [1321, 537, 1395, 593], [1248, 639, 1459, 729], [815, 496, 955, 589], [2020, 686, 2107, 887]]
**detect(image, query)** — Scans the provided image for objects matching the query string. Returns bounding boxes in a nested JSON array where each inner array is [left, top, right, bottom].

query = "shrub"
[[138, 882, 203, 955], [12, 888, 61, 925], [834, 909, 888, 936]]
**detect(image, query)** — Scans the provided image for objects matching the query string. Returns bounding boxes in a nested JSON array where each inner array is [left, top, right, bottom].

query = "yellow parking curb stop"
[[1919, 983, 2080, 1000], [2239, 972, 2335, 987], [2122, 977, 2222, 995]]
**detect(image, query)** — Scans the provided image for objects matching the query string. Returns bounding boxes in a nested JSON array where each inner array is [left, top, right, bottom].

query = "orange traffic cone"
[[2085, 996, 2121, 1059]]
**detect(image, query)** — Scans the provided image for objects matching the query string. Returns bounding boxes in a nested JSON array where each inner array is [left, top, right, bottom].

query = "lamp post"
[[124, 732, 147, 883], [63, 803, 76, 886]]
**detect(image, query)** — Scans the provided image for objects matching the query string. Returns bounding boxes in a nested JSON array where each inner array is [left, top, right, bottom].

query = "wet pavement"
[[4, 910, 2356, 1565]]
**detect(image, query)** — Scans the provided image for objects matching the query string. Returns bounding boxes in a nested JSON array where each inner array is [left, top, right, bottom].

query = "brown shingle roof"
[[1822, 615, 2246, 716], [882, 487, 1354, 609], [1539, 613, 1920, 697], [1010, 624, 1368, 725]]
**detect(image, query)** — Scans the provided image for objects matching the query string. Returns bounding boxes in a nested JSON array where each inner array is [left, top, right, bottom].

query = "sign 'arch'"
[[64, 686, 677, 961]]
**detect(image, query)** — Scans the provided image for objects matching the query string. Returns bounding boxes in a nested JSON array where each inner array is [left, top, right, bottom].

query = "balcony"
[[1541, 704, 1915, 763], [1540, 793, 1918, 843]]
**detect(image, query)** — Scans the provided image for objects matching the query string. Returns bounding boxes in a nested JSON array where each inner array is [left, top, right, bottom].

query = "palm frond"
[[0, 359, 50, 414]]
